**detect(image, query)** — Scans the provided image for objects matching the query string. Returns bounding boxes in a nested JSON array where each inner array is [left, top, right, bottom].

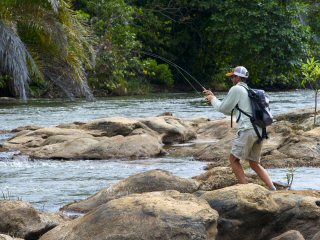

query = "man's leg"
[[249, 160, 275, 190], [229, 154, 247, 184]]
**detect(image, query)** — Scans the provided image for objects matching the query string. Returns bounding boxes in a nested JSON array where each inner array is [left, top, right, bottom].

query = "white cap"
[[226, 66, 249, 78]]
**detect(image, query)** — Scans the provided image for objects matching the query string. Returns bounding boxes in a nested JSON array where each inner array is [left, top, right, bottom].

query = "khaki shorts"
[[231, 129, 262, 162]]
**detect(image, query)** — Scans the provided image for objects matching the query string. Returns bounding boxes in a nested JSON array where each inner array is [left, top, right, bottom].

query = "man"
[[203, 66, 276, 190]]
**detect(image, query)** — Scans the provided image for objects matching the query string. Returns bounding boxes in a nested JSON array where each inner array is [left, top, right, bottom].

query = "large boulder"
[[40, 191, 219, 240], [198, 184, 280, 240], [198, 184, 320, 240], [266, 192, 320, 240], [62, 169, 201, 213], [0, 200, 69, 240]]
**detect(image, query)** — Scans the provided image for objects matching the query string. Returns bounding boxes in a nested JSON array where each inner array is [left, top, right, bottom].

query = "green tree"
[[129, 0, 311, 90], [301, 57, 320, 126], [0, 0, 94, 101]]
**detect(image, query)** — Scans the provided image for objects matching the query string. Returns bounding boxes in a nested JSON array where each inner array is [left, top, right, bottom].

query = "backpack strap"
[[230, 105, 242, 128], [235, 105, 263, 142]]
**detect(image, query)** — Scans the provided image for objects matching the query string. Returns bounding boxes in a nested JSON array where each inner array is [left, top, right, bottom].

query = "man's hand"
[[202, 87, 215, 103], [206, 94, 214, 102], [202, 87, 213, 96]]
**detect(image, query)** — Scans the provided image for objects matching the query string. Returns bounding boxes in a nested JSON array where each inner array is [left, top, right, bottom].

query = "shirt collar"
[[237, 82, 248, 87]]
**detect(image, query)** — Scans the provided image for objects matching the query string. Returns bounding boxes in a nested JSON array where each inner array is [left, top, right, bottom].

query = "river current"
[[0, 90, 319, 212]]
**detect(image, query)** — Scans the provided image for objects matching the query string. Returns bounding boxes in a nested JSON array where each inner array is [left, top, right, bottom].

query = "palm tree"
[[0, 0, 94, 101]]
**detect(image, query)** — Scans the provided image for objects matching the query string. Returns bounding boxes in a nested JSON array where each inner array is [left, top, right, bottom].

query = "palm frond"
[[1, 0, 95, 101], [11, 4, 68, 55], [0, 21, 39, 101], [43, 56, 94, 100], [59, 4, 95, 68]]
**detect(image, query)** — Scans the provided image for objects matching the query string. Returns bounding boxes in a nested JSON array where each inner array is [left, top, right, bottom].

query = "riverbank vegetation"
[[0, 0, 319, 100]]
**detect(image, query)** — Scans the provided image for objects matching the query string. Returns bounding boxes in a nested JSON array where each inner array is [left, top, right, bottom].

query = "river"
[[0, 90, 319, 212]]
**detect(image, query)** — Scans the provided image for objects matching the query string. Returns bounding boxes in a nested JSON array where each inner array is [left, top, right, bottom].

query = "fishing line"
[[131, 50, 207, 94], [176, 67, 202, 97]]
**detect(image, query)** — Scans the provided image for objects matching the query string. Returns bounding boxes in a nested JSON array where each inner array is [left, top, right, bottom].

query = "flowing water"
[[0, 90, 319, 212]]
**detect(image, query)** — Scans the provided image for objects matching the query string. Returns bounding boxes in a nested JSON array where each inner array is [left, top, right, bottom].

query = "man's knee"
[[249, 160, 260, 169], [229, 154, 239, 164]]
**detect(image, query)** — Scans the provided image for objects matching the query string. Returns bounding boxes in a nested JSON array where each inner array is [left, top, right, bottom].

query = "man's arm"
[[205, 86, 240, 116]]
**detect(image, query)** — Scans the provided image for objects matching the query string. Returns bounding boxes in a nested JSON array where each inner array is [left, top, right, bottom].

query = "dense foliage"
[[130, 0, 310, 90], [0, 0, 94, 100], [0, 0, 320, 99], [301, 57, 320, 125]]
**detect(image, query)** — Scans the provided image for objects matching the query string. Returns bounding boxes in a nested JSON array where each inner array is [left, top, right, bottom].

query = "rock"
[[193, 167, 260, 191], [40, 191, 219, 240], [198, 183, 280, 240], [61, 169, 201, 213], [266, 192, 320, 240], [3, 127, 165, 160], [0, 97, 17, 103], [312, 231, 320, 240], [80, 117, 142, 137], [81, 134, 164, 159], [271, 230, 305, 240], [0, 200, 69, 239], [2, 108, 320, 165], [197, 184, 320, 240], [11, 125, 42, 132], [140, 116, 196, 144], [2, 116, 199, 160], [0, 234, 23, 240], [274, 108, 319, 126], [156, 111, 173, 116]]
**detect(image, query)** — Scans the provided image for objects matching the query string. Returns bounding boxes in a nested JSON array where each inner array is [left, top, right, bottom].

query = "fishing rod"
[[131, 50, 208, 96]]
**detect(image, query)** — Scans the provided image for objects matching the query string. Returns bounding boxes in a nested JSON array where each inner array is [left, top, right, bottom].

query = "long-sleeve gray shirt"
[[211, 82, 260, 133]]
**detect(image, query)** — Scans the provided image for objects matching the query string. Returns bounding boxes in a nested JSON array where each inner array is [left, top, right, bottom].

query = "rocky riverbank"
[[2, 108, 320, 167], [1, 108, 320, 239]]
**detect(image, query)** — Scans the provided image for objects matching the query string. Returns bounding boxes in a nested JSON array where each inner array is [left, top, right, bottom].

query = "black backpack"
[[232, 85, 273, 142]]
